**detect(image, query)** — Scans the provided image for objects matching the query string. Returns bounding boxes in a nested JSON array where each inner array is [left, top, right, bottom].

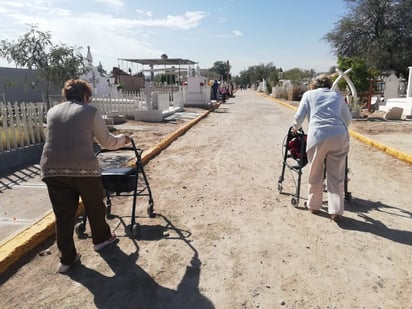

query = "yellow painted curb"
[[141, 109, 211, 165], [0, 212, 55, 275], [0, 202, 84, 275], [349, 130, 412, 164], [0, 107, 215, 276], [269, 96, 298, 111], [257, 91, 298, 112]]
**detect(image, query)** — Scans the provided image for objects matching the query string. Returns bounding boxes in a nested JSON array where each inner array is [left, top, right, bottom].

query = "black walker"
[[278, 126, 351, 207], [278, 126, 307, 207], [75, 138, 154, 237]]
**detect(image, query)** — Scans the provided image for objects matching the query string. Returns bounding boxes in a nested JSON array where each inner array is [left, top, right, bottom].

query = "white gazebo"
[[118, 57, 211, 107]]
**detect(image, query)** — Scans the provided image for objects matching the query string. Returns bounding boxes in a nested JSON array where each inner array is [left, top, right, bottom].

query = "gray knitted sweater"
[[40, 101, 126, 179]]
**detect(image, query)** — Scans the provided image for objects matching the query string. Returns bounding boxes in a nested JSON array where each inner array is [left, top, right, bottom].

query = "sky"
[[0, 0, 348, 76]]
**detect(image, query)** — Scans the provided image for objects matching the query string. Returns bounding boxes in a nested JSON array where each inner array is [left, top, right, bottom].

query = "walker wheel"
[[74, 222, 86, 237], [147, 201, 155, 218], [131, 223, 140, 237], [291, 197, 298, 207], [277, 182, 283, 192]]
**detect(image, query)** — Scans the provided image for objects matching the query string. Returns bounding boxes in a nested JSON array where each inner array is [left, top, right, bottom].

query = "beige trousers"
[[306, 134, 349, 215]]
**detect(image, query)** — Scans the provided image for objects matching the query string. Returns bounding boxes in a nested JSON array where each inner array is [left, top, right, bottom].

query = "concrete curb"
[[0, 107, 216, 275], [349, 130, 412, 164], [268, 95, 412, 165], [0, 209, 56, 275]]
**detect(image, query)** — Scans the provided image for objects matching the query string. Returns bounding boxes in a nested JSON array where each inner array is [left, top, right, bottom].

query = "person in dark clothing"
[[211, 80, 219, 101], [41, 79, 131, 273]]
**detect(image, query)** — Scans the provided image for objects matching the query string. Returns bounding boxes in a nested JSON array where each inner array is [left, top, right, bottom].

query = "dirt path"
[[1, 90, 411, 309]]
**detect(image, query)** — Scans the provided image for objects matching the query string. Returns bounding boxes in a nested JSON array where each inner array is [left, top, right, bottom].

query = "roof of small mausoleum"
[[118, 58, 197, 66]]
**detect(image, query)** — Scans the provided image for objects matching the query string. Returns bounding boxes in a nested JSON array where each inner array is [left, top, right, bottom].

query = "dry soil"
[[0, 90, 411, 309]]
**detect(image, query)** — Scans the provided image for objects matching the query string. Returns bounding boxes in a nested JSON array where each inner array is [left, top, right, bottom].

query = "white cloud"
[[1, 1, 25, 9], [95, 0, 125, 11], [134, 11, 207, 30], [42, 13, 163, 68], [233, 30, 242, 37], [0, 2, 241, 73], [136, 9, 152, 18], [0, 9, 163, 71], [212, 30, 243, 39]]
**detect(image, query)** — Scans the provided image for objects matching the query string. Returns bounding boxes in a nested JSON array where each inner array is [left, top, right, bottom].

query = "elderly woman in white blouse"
[[293, 74, 352, 221]]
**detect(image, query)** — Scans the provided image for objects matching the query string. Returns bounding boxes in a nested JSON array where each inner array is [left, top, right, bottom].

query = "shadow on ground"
[[68, 213, 215, 309], [339, 197, 412, 246]]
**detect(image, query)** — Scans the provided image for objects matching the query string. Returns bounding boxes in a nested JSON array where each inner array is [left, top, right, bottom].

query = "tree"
[[210, 61, 231, 81], [282, 67, 313, 82], [324, 0, 412, 76], [335, 56, 375, 94], [0, 25, 88, 109], [235, 63, 282, 90]]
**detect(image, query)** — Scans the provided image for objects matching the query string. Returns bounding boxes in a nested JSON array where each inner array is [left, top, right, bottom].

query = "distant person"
[[40, 79, 131, 273], [292, 74, 352, 221], [211, 80, 219, 101], [220, 84, 227, 102]]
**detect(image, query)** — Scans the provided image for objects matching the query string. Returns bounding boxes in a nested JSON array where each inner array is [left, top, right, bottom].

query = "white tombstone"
[[379, 66, 412, 118], [384, 74, 400, 101], [183, 75, 209, 106], [405, 66, 412, 117]]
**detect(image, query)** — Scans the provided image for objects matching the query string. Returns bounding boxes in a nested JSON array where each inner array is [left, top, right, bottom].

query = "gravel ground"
[[1, 90, 411, 309]]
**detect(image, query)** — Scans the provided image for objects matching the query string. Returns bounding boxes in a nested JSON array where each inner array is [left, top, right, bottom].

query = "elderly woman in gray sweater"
[[293, 74, 352, 222], [41, 79, 130, 273]]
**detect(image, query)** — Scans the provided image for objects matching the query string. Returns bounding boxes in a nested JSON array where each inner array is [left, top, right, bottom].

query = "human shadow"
[[336, 197, 412, 246], [68, 214, 214, 309], [345, 197, 412, 219]]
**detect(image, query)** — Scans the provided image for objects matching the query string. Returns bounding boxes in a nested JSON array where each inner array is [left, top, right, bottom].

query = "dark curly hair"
[[62, 79, 92, 102]]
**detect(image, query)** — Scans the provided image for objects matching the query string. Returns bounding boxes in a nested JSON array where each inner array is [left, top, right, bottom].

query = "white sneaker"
[[94, 234, 117, 251], [58, 254, 81, 274]]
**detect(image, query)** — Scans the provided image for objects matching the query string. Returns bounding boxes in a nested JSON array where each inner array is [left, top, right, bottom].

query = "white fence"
[[86, 89, 183, 118], [91, 95, 147, 117], [48, 92, 150, 117], [0, 102, 46, 152], [1, 88, 185, 152]]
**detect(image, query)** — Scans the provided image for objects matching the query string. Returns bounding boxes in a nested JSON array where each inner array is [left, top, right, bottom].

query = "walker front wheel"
[[74, 222, 86, 237], [278, 182, 283, 193], [147, 200, 155, 218], [131, 223, 140, 237]]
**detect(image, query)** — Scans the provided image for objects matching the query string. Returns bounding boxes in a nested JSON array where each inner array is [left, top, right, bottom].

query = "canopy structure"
[[119, 58, 197, 66], [118, 58, 198, 82]]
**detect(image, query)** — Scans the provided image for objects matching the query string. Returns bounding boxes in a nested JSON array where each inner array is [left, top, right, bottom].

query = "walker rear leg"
[[344, 156, 351, 201], [278, 135, 290, 193], [137, 159, 155, 218]]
